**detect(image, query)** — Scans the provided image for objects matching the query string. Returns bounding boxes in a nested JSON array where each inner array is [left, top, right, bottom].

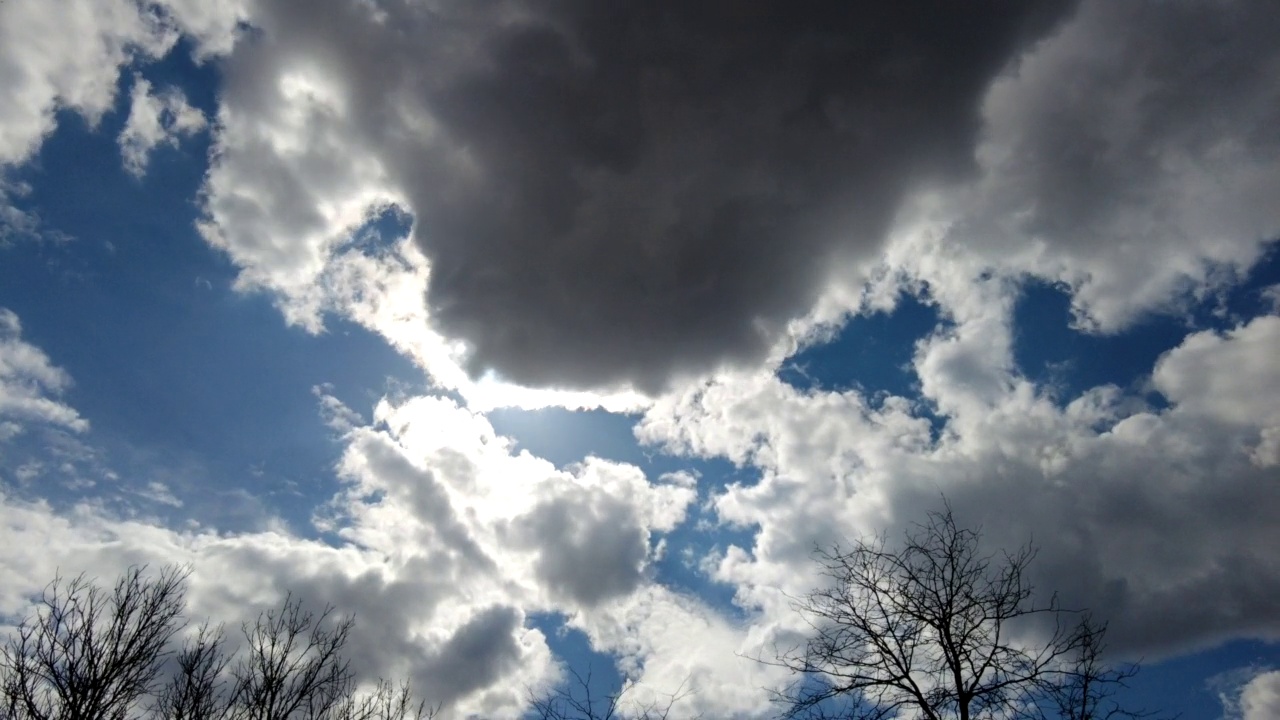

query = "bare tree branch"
[[224, 593, 355, 720], [771, 502, 1163, 720], [333, 679, 438, 720], [2, 569, 436, 720], [153, 622, 231, 720], [1, 565, 190, 720], [529, 667, 698, 720]]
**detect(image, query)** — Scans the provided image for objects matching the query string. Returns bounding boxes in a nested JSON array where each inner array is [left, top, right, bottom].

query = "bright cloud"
[[0, 308, 87, 436], [639, 240, 1280, 659], [1238, 670, 1280, 720], [118, 74, 205, 176], [2, 0, 1279, 717], [1, 387, 702, 716]]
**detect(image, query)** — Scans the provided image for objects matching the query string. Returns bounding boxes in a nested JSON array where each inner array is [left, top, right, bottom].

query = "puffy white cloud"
[[568, 585, 787, 718], [1238, 670, 1280, 720], [639, 239, 1280, 661], [0, 0, 181, 167], [4, 384, 709, 716], [1152, 316, 1280, 466], [0, 0, 241, 243], [946, 0, 1280, 331], [1219, 668, 1280, 720], [118, 74, 205, 176]]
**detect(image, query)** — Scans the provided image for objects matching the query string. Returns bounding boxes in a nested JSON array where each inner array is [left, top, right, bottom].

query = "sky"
[[1, 0, 1279, 717]]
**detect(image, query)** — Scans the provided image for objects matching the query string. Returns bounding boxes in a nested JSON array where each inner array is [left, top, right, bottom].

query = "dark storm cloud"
[[405, 0, 1075, 391], [227, 0, 1076, 391]]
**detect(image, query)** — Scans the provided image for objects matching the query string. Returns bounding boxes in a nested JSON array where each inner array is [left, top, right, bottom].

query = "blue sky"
[[2, 1, 1280, 718]]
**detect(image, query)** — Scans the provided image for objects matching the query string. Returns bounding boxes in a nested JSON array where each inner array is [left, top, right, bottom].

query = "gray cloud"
[[954, 0, 1280, 329], [416, 605, 526, 706], [210, 0, 1074, 392], [514, 483, 649, 607], [638, 271, 1280, 662]]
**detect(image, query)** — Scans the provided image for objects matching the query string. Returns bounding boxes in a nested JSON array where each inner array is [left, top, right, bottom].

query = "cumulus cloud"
[[1152, 315, 1280, 467], [1219, 668, 1280, 720], [8, 0, 1277, 402], [0, 0, 188, 167], [196, 0, 1074, 392], [0, 0, 243, 170], [638, 240, 1280, 660], [0, 0, 242, 248], [184, 0, 1279, 399], [6, 0, 1280, 715], [3, 386, 700, 716], [0, 387, 698, 716], [1237, 670, 1280, 720], [118, 74, 206, 176], [512, 462, 693, 608], [0, 490, 555, 718], [946, 0, 1280, 330], [568, 585, 787, 718]]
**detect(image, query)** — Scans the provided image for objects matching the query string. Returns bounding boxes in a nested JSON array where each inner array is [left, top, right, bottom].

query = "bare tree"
[[159, 593, 434, 720], [333, 680, 436, 720], [154, 623, 231, 720], [529, 668, 696, 720], [2, 567, 433, 720], [1, 565, 189, 720], [774, 504, 1159, 720], [1044, 615, 1159, 720], [224, 593, 355, 720]]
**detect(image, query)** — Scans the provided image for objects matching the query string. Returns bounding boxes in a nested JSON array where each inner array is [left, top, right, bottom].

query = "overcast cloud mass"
[[2, 0, 1280, 717]]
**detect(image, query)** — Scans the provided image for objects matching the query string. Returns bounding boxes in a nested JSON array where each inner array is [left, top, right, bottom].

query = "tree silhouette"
[[773, 504, 1161, 720], [2, 566, 189, 720], [1, 567, 433, 720], [528, 667, 696, 720]]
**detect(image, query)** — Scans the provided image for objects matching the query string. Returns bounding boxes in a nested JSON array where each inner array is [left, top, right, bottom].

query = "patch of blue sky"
[[777, 293, 948, 442], [525, 613, 627, 717], [343, 203, 416, 254], [1118, 638, 1279, 718], [135, 37, 223, 119], [1013, 243, 1280, 406], [0, 74, 420, 535], [648, 517, 756, 623], [778, 292, 943, 402]]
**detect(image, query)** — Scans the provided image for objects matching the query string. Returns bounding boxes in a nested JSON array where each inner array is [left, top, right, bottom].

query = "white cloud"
[[0, 308, 87, 435], [946, 0, 1280, 332], [1153, 315, 1280, 427], [0, 479, 551, 718], [1238, 670, 1280, 720], [639, 236, 1280, 662], [0, 0, 176, 167], [568, 585, 787, 718], [1219, 668, 1280, 720], [4, 386, 707, 716], [4, 1, 1279, 714], [0, 0, 242, 245], [118, 74, 205, 177]]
